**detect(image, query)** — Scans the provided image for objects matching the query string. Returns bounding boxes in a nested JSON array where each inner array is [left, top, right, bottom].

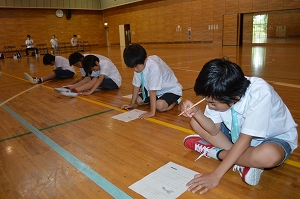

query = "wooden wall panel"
[[238, 0, 253, 13], [202, 0, 213, 42], [284, 0, 300, 9], [242, 14, 253, 43], [252, 0, 268, 12], [268, 0, 284, 10], [164, 0, 174, 42], [225, 0, 239, 14], [182, 0, 192, 42], [213, 0, 225, 45], [0, 8, 104, 50], [191, 0, 203, 41], [223, 14, 238, 45]]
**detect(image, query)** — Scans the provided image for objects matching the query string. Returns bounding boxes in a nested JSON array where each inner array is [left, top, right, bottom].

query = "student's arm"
[[138, 90, 157, 119], [69, 76, 91, 89], [82, 74, 105, 95], [121, 86, 140, 110], [181, 99, 219, 136], [187, 134, 252, 194]]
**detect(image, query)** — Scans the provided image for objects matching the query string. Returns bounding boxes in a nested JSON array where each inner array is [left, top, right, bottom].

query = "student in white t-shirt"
[[180, 58, 298, 194], [50, 35, 59, 51], [121, 44, 182, 119], [24, 54, 75, 84], [25, 35, 39, 57], [71, 34, 81, 51], [55, 52, 121, 97]]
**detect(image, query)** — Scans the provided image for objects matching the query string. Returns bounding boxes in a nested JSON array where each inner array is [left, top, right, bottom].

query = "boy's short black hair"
[[123, 44, 147, 68], [194, 58, 250, 105], [27, 35, 30, 38], [43, 54, 55, 65], [82, 55, 99, 75], [69, 52, 84, 65]]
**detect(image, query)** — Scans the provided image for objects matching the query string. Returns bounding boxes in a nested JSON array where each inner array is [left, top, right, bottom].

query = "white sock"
[[208, 147, 222, 160]]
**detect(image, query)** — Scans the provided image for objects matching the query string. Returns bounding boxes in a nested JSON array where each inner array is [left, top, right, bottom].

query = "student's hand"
[[139, 111, 155, 119], [181, 100, 202, 117], [187, 173, 220, 194], [121, 104, 133, 110]]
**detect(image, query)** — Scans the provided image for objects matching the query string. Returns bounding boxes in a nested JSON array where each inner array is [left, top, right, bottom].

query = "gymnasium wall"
[[0, 8, 105, 50], [0, 0, 300, 50], [103, 0, 300, 45]]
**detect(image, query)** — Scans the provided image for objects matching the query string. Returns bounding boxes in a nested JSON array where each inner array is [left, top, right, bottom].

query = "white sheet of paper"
[[129, 162, 198, 199], [111, 109, 146, 122]]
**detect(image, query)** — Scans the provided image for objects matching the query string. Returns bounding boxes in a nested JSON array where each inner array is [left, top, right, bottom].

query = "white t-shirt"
[[79, 54, 121, 87], [132, 55, 182, 97], [50, 38, 58, 48], [71, 37, 78, 46], [25, 39, 34, 48], [54, 56, 76, 74], [204, 77, 298, 151]]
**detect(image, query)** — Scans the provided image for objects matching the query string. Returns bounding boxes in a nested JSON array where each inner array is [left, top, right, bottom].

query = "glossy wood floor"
[[0, 43, 299, 199]]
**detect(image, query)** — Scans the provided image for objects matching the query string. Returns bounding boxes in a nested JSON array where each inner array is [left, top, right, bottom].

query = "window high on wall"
[[253, 14, 268, 43]]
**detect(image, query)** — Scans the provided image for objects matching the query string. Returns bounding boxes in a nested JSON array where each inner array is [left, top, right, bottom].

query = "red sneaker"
[[233, 165, 264, 186], [183, 134, 214, 160]]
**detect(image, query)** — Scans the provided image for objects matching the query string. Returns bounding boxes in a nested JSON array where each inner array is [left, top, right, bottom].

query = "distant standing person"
[[25, 35, 38, 57], [50, 35, 59, 51], [71, 34, 81, 51]]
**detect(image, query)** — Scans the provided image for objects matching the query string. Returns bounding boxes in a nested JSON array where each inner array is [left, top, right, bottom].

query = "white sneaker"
[[24, 72, 39, 84], [60, 90, 78, 97], [54, 87, 70, 93], [233, 165, 264, 186]]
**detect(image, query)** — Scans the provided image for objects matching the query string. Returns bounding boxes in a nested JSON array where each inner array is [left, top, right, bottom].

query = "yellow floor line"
[[5, 73, 300, 169]]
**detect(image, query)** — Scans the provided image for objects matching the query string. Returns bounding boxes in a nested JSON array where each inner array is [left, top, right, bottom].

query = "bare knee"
[[136, 97, 144, 105], [156, 100, 169, 112], [250, 143, 285, 168]]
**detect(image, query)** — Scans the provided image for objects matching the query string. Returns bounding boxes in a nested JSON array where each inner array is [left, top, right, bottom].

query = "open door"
[[119, 24, 131, 47], [223, 14, 242, 46]]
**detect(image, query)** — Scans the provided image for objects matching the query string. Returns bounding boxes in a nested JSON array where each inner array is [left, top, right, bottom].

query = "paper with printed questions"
[[129, 162, 198, 199], [111, 109, 146, 122]]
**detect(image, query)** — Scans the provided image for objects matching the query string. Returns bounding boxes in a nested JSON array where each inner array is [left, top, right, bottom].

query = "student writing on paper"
[[181, 58, 298, 194]]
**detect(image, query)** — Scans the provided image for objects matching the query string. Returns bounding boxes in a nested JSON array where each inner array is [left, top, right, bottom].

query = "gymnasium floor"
[[0, 43, 299, 198]]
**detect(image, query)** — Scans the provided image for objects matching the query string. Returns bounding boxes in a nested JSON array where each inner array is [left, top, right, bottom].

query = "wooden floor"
[[0, 43, 299, 199]]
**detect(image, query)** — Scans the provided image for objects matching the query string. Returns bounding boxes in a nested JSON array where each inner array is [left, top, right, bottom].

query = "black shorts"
[[138, 89, 181, 106], [53, 69, 75, 79]]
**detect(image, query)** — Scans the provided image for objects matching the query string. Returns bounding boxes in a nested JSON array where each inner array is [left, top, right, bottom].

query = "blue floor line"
[[2, 104, 132, 199]]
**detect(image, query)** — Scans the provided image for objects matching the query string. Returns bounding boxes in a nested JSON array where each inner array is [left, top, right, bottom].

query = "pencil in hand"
[[178, 98, 206, 116]]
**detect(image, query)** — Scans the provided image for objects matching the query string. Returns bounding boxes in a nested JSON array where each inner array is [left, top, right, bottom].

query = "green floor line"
[[0, 109, 114, 142]]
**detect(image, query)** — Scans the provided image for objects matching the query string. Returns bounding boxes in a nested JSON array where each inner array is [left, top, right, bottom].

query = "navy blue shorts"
[[138, 88, 181, 106], [53, 69, 75, 79], [220, 123, 291, 166]]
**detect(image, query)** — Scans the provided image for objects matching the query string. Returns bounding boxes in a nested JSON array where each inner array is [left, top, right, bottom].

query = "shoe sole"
[[54, 88, 69, 93], [60, 92, 78, 97], [24, 72, 36, 84], [242, 167, 264, 186], [183, 134, 201, 145]]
